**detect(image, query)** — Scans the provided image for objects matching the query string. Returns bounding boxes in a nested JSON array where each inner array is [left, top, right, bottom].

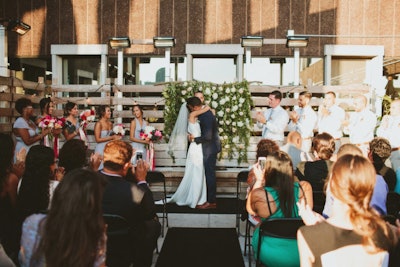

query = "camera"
[[258, 157, 267, 170]]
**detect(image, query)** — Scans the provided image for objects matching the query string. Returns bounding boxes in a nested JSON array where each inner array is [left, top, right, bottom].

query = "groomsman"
[[288, 91, 317, 152], [256, 90, 289, 146], [343, 95, 377, 156], [376, 99, 400, 170], [317, 91, 345, 153]]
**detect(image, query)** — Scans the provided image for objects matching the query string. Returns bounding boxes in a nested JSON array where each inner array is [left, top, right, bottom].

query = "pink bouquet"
[[140, 126, 163, 142]]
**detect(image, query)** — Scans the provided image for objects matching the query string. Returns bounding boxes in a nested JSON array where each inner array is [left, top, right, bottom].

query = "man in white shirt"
[[288, 91, 317, 152], [256, 90, 289, 146], [343, 95, 377, 156], [376, 99, 400, 170], [317, 91, 345, 153]]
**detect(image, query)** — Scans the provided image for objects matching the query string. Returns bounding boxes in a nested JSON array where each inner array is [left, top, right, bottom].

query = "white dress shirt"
[[317, 104, 345, 139], [376, 115, 400, 148], [346, 108, 377, 144], [257, 105, 289, 142], [287, 105, 317, 139]]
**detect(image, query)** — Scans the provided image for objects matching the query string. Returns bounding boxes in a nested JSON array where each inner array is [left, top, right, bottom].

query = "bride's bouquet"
[[113, 124, 126, 136], [140, 126, 163, 143]]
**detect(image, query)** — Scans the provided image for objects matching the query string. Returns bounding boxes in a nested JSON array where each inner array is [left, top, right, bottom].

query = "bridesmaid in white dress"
[[168, 104, 210, 208]]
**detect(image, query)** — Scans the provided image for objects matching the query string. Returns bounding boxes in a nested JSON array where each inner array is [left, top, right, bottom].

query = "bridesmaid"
[[129, 104, 150, 163], [62, 101, 83, 142], [94, 105, 121, 161], [36, 97, 61, 157], [13, 98, 50, 162]]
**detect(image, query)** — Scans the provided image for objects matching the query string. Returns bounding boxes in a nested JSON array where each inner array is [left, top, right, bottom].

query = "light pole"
[[286, 30, 308, 85], [153, 37, 176, 82], [0, 19, 31, 77], [240, 36, 263, 80], [108, 37, 131, 123]]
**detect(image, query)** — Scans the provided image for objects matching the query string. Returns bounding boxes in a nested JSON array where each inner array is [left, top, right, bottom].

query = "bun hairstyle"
[[312, 132, 335, 160], [330, 154, 395, 252], [96, 105, 109, 119], [39, 97, 52, 114], [64, 101, 76, 116]]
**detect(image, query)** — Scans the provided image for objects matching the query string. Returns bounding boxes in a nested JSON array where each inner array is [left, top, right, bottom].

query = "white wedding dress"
[[168, 121, 207, 208]]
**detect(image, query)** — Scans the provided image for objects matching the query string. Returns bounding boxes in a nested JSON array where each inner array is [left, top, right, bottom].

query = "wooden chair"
[[256, 218, 304, 267], [103, 214, 132, 267], [146, 171, 169, 237]]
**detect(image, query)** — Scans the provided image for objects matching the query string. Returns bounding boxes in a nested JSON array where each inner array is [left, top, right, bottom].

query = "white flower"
[[226, 120, 231, 125], [212, 93, 218, 99], [231, 114, 235, 119], [183, 82, 188, 86], [225, 88, 230, 93], [211, 101, 218, 109], [224, 135, 228, 140], [205, 88, 211, 95], [237, 121, 244, 127], [181, 90, 187, 95], [232, 128, 237, 133], [219, 128, 223, 133], [224, 144, 230, 148], [232, 105, 238, 112], [220, 99, 226, 105], [226, 108, 231, 112], [239, 88, 244, 94], [187, 86, 192, 92], [217, 110, 224, 117], [232, 122, 237, 126], [239, 111, 243, 116], [231, 87, 236, 93], [212, 86, 216, 91], [218, 86, 223, 92], [219, 121, 224, 125], [239, 98, 245, 104]]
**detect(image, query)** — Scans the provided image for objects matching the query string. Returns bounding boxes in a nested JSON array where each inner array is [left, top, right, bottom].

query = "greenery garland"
[[163, 80, 253, 164]]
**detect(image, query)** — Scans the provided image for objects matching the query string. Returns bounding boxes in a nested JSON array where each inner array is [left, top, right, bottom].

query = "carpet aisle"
[[155, 227, 244, 267]]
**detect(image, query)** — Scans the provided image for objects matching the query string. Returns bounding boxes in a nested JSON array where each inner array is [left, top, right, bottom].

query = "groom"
[[187, 96, 221, 209]]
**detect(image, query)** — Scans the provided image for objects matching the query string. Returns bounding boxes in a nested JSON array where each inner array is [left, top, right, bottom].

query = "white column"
[[324, 54, 331, 85], [293, 48, 300, 85], [245, 47, 251, 80], [237, 54, 243, 82], [186, 53, 193, 81], [0, 25, 9, 77], [164, 47, 171, 82], [115, 49, 123, 124]]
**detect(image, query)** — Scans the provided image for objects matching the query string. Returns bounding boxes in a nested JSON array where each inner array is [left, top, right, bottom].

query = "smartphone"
[[258, 157, 267, 170], [136, 152, 143, 161]]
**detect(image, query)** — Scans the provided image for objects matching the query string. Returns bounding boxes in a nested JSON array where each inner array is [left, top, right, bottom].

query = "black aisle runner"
[[155, 227, 244, 267]]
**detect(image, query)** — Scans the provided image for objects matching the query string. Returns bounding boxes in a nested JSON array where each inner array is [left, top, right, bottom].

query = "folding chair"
[[146, 171, 168, 237], [103, 214, 132, 267], [236, 170, 249, 235], [256, 218, 304, 267]]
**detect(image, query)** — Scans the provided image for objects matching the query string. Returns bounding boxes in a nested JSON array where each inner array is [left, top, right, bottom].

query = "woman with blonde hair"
[[297, 154, 397, 267]]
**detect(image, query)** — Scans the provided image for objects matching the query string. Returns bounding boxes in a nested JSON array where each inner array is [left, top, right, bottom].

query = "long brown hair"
[[33, 169, 106, 267], [330, 155, 395, 251], [264, 151, 295, 217]]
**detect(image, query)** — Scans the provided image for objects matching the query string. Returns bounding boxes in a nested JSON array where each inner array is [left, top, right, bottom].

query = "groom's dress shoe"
[[196, 202, 217, 209]]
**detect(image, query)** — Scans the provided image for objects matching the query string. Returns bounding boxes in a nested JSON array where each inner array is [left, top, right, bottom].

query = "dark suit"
[[194, 110, 221, 203], [101, 172, 160, 267]]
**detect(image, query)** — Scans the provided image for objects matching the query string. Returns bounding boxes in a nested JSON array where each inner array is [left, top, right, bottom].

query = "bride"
[[167, 102, 210, 208]]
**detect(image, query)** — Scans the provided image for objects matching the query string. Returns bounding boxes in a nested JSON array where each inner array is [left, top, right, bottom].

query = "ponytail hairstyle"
[[330, 154, 395, 252]]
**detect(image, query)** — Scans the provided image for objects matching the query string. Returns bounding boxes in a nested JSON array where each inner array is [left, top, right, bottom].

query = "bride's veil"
[[168, 102, 189, 161]]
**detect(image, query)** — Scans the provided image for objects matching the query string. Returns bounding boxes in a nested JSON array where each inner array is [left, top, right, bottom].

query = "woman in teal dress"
[[247, 151, 313, 267]]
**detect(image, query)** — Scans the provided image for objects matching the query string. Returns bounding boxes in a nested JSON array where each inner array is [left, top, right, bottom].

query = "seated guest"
[[18, 145, 63, 224], [0, 133, 21, 261], [58, 139, 87, 173], [280, 131, 303, 171], [322, 144, 389, 217], [19, 168, 106, 267], [295, 132, 335, 191], [368, 137, 397, 191], [297, 154, 397, 267], [100, 140, 160, 267], [247, 151, 313, 267]]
